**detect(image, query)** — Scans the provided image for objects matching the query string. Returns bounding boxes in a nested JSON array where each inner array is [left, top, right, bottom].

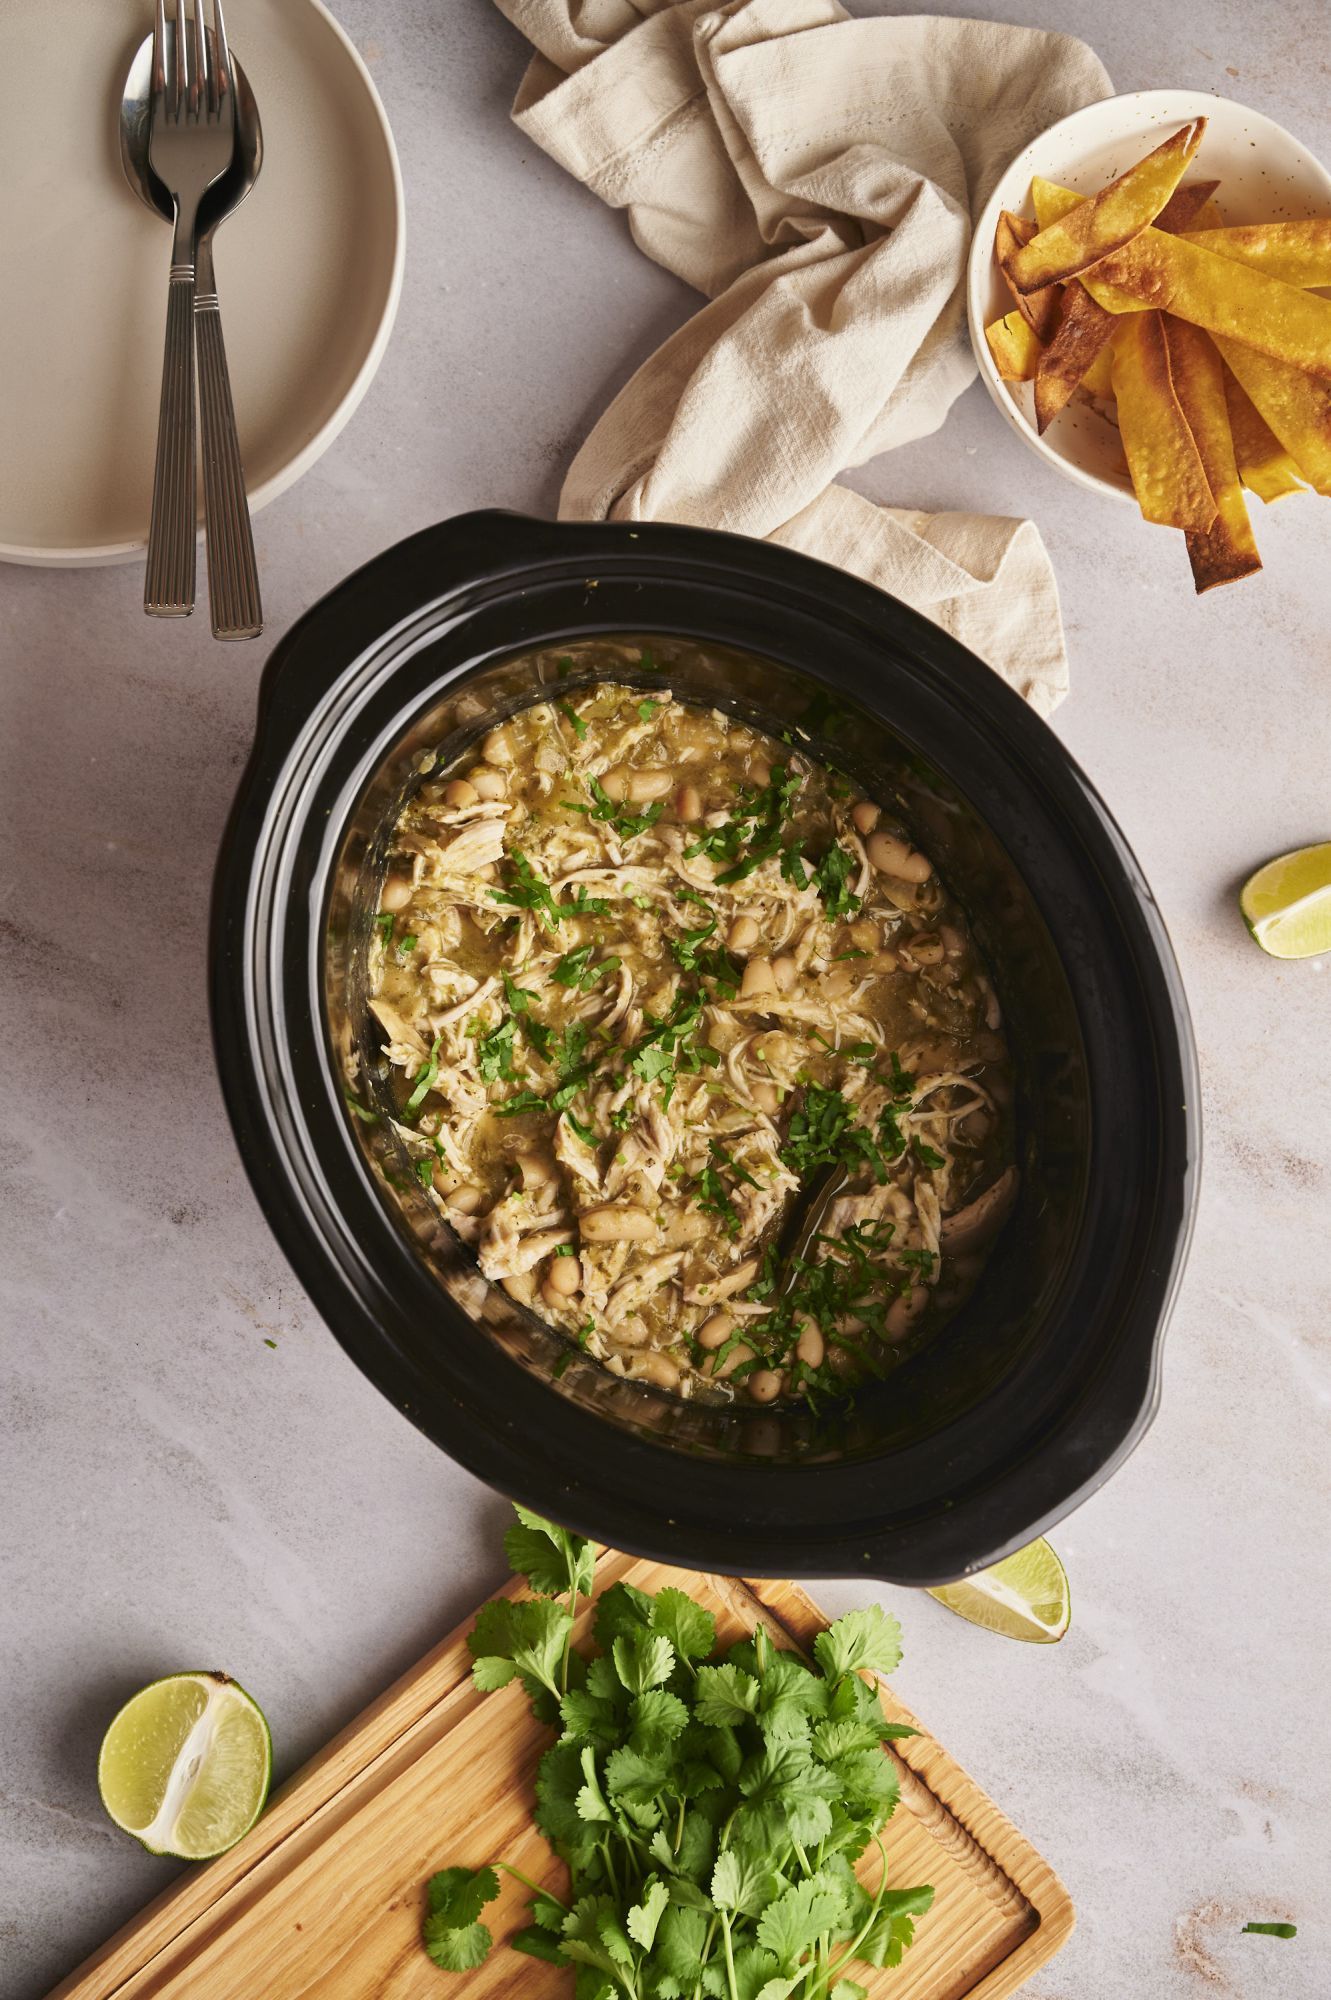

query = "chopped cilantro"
[[692, 1139, 760, 1238], [686, 763, 802, 885], [913, 1140, 946, 1171], [1242, 1923, 1297, 1938], [637, 699, 659, 722], [489, 849, 609, 932], [403, 1035, 442, 1120], [344, 1092, 378, 1124], [780, 1082, 892, 1185], [374, 911, 395, 947], [812, 842, 861, 919], [834, 948, 869, 961], [397, 932, 418, 956], [557, 701, 588, 740], [414, 1157, 435, 1188], [477, 1016, 519, 1084], [582, 776, 665, 843], [552, 946, 621, 992]]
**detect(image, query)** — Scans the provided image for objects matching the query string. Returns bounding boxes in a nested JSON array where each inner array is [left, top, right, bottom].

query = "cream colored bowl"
[[0, 0, 403, 565], [966, 89, 1331, 504]]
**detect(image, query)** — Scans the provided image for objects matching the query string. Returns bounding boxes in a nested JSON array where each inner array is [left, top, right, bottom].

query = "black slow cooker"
[[210, 510, 1199, 1586]]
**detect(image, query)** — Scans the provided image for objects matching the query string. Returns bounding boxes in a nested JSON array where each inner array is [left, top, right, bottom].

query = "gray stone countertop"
[[2, 3, 1327, 1995]]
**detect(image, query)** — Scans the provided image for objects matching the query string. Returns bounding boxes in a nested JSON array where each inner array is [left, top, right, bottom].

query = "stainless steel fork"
[[144, 0, 234, 617]]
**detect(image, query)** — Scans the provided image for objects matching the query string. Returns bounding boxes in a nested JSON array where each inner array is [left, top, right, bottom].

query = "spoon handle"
[[195, 245, 262, 640], [144, 262, 197, 616]]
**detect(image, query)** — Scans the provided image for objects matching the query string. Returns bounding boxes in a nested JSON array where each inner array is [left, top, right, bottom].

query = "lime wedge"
[[98, 1671, 272, 1859], [1240, 841, 1331, 959], [927, 1538, 1070, 1644]]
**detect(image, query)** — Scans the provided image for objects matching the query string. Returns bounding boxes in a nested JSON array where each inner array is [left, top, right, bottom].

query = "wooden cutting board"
[[48, 1551, 1073, 2000]]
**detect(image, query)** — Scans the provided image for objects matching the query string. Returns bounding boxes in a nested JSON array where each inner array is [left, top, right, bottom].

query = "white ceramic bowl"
[[966, 90, 1331, 504], [0, 0, 404, 567]]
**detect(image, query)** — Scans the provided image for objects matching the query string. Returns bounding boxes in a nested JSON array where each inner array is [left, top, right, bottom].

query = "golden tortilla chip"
[[1030, 176, 1081, 231], [1084, 232, 1331, 382], [1007, 121, 1205, 291], [995, 213, 1061, 340], [1222, 368, 1307, 501], [1034, 283, 1115, 430], [1182, 221, 1331, 288], [1111, 312, 1217, 530], [1027, 181, 1222, 429], [1163, 319, 1262, 591], [985, 311, 1043, 380], [1214, 337, 1331, 493], [1032, 176, 1219, 234]]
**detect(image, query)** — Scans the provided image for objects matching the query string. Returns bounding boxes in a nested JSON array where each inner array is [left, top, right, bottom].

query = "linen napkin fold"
[[493, 0, 1111, 713]]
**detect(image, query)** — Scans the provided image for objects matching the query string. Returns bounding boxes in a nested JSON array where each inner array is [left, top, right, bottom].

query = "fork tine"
[[172, 0, 188, 119], [211, 0, 233, 108], [151, 0, 168, 101], [193, 1, 209, 116]]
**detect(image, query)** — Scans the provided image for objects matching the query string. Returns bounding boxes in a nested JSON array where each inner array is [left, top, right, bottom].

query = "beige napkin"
[[493, 0, 1111, 713]]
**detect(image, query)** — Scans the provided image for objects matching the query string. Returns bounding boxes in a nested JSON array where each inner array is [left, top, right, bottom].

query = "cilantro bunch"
[[423, 1507, 933, 1996]]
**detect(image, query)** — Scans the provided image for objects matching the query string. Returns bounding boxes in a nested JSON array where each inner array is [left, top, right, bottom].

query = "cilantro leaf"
[[756, 1874, 850, 1969], [812, 843, 861, 920], [814, 1605, 903, 1683], [627, 1877, 670, 1950], [403, 1034, 442, 1119], [629, 1689, 690, 1752], [504, 1504, 596, 1600], [651, 1587, 717, 1664], [693, 1663, 760, 1726], [1242, 1922, 1297, 1938], [712, 1848, 780, 1919], [858, 1885, 936, 1967], [612, 1628, 677, 1694], [422, 1865, 499, 1970]]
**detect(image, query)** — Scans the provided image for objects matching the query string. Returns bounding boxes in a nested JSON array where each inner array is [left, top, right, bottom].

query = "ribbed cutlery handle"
[[144, 266, 198, 617], [196, 290, 263, 640]]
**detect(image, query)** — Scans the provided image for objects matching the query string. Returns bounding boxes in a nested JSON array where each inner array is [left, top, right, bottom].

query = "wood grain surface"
[[47, 1552, 1073, 2000]]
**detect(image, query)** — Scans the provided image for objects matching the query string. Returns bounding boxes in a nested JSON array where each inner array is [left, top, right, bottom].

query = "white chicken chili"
[[362, 676, 1016, 1403]]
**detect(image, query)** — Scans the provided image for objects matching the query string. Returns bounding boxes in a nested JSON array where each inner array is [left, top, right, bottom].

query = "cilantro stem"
[[720, 1911, 740, 2000], [494, 1862, 566, 1908], [804, 1831, 891, 1999]]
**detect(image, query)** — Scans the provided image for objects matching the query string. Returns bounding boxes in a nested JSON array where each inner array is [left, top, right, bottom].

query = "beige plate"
[[0, 0, 403, 566]]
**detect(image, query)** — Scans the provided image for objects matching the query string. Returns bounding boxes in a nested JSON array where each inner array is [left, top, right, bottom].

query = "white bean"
[[626, 768, 673, 803], [866, 830, 933, 884], [632, 1351, 681, 1390], [750, 1080, 781, 1114], [545, 1252, 582, 1296], [795, 1320, 825, 1368], [849, 919, 879, 950], [380, 874, 413, 912], [482, 728, 515, 767], [446, 1183, 485, 1214], [441, 779, 479, 809], [516, 1151, 555, 1187], [675, 784, 703, 822], [851, 801, 880, 837], [740, 957, 775, 999], [579, 1204, 654, 1243], [471, 767, 508, 801], [727, 915, 760, 953], [772, 955, 798, 992], [697, 1311, 735, 1351], [600, 768, 629, 801], [748, 1369, 784, 1403], [749, 758, 772, 786], [885, 1286, 929, 1341]]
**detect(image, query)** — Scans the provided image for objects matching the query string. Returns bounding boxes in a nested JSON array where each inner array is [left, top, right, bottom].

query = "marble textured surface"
[[2, 3, 1328, 1995]]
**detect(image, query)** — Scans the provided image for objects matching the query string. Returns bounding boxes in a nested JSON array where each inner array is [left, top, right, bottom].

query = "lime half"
[[1240, 841, 1331, 959], [928, 1538, 1070, 1644], [98, 1671, 272, 1859]]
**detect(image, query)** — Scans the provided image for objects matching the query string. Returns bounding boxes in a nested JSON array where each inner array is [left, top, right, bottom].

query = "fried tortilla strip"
[[1084, 233, 1331, 380], [1030, 182, 1221, 430], [985, 310, 1043, 380], [1007, 121, 1204, 291], [1222, 368, 1307, 501], [995, 212, 1061, 339], [1081, 340, 1115, 399], [1214, 337, 1331, 493], [1035, 285, 1114, 430], [1163, 319, 1262, 591], [1111, 312, 1217, 530], [1029, 175, 1219, 234], [1182, 221, 1331, 288]]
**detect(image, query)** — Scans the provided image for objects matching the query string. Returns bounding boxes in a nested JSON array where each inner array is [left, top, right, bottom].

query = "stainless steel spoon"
[[121, 23, 264, 638]]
